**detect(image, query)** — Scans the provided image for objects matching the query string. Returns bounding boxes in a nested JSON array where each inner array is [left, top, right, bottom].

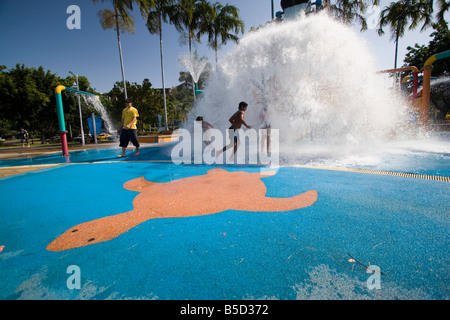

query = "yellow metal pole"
[[421, 65, 432, 128], [421, 55, 436, 128], [376, 66, 419, 74]]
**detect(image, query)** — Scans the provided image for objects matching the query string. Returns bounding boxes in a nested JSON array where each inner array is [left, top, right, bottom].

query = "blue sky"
[[0, 0, 445, 93]]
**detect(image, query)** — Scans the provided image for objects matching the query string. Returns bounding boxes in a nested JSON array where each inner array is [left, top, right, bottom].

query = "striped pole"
[[55, 85, 69, 156], [55, 85, 99, 156]]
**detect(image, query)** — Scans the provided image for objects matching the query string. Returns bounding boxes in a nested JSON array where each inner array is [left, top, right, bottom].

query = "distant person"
[[117, 98, 140, 157], [19, 128, 30, 148], [216, 101, 251, 159], [196, 116, 214, 146]]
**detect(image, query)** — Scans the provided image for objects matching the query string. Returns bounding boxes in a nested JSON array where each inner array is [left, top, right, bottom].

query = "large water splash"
[[188, 13, 427, 166]]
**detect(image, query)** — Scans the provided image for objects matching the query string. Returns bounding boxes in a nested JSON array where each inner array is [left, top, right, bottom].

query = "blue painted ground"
[[2, 142, 449, 177], [0, 160, 449, 300], [0, 143, 175, 167]]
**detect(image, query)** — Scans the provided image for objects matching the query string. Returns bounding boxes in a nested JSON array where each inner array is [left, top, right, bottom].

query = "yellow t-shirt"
[[122, 106, 139, 129]]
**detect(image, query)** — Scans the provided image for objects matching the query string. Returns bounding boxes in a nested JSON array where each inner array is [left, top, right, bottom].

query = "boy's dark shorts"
[[119, 129, 140, 148]]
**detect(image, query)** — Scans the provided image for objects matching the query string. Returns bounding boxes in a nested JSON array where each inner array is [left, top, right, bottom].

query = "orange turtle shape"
[[47, 169, 318, 251]]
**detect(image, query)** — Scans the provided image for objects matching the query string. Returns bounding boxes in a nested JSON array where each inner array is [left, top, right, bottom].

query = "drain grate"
[[293, 165, 450, 182]]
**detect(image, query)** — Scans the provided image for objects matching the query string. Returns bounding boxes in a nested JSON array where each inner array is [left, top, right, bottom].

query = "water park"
[[0, 1, 449, 303]]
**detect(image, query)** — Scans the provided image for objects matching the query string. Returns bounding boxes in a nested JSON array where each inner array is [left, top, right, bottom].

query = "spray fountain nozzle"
[[62, 86, 98, 97]]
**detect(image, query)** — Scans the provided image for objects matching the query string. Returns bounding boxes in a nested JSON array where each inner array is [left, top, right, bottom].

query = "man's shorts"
[[228, 127, 240, 142], [119, 129, 140, 148]]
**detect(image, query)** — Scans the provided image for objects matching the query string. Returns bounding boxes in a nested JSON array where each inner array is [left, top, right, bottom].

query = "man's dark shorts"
[[119, 129, 140, 148]]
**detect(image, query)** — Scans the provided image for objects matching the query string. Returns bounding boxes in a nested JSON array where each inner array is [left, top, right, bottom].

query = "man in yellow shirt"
[[117, 98, 140, 157]]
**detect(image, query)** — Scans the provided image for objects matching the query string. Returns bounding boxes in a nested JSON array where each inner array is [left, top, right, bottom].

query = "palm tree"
[[168, 0, 204, 99], [146, 0, 175, 131], [327, 0, 380, 31], [169, 0, 202, 56], [377, 0, 433, 68], [93, 0, 153, 99], [436, 0, 450, 29], [197, 1, 244, 67]]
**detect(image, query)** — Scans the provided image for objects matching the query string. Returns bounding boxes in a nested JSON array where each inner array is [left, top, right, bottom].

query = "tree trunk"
[[115, 6, 128, 100], [394, 31, 399, 69], [159, 15, 169, 131], [189, 36, 196, 102]]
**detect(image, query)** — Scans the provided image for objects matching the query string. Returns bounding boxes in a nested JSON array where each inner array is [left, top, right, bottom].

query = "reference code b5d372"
[[180, 304, 269, 317]]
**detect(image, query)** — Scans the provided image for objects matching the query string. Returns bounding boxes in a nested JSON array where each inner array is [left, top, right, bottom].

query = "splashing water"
[[187, 13, 445, 167], [179, 54, 209, 83], [82, 95, 117, 139]]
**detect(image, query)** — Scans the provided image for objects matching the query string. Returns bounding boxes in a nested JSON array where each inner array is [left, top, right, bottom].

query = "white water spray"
[[82, 95, 117, 139], [188, 13, 431, 166], [179, 54, 209, 84]]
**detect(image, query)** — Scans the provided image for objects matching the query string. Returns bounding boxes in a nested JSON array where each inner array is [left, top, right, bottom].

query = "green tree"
[[128, 78, 164, 129], [327, 0, 380, 31], [436, 0, 450, 29], [146, 0, 176, 131], [0, 64, 98, 141], [2, 65, 59, 141], [196, 1, 244, 67], [170, 78, 193, 123], [377, 0, 434, 68], [104, 81, 127, 124], [404, 25, 450, 76], [0, 67, 19, 137], [169, 0, 208, 99], [403, 25, 450, 120], [169, 0, 202, 54], [105, 79, 166, 132], [93, 0, 153, 99]]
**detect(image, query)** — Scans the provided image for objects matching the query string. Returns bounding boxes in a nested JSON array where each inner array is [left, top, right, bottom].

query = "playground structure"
[[377, 50, 450, 128], [421, 50, 450, 127], [55, 85, 98, 156], [376, 66, 420, 123], [377, 66, 419, 98]]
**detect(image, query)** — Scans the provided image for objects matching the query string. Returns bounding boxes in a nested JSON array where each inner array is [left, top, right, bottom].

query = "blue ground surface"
[[0, 155, 449, 299], [2, 142, 449, 177], [0, 143, 175, 167]]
